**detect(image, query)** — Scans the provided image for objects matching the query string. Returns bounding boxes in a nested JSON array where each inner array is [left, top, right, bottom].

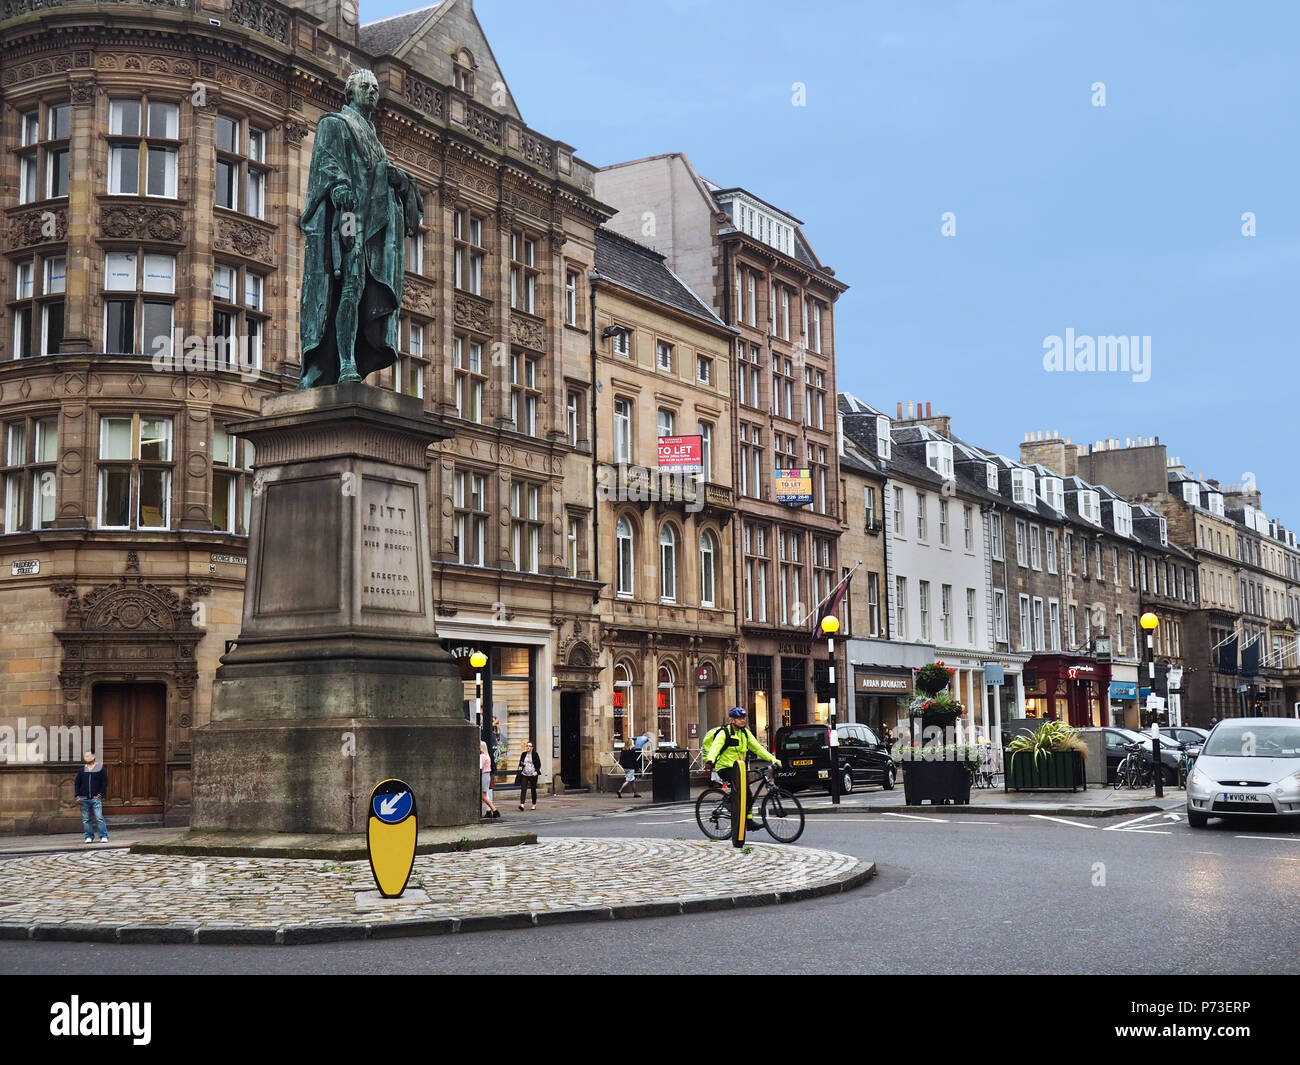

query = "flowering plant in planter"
[[914, 661, 958, 697], [906, 689, 966, 726]]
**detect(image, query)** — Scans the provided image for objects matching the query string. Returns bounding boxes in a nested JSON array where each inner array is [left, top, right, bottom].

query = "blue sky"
[[372, 0, 1300, 521]]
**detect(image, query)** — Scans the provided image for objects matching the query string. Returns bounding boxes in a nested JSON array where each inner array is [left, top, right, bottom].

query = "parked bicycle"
[[695, 764, 805, 844], [972, 745, 1001, 789], [1113, 742, 1153, 790]]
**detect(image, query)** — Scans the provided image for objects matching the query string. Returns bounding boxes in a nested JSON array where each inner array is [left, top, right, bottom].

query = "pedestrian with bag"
[[74, 751, 109, 844], [516, 740, 541, 810], [480, 741, 500, 819], [616, 743, 640, 799]]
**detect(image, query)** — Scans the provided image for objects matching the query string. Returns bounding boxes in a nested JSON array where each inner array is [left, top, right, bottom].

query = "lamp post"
[[1140, 613, 1162, 798], [821, 615, 841, 805], [470, 650, 488, 731]]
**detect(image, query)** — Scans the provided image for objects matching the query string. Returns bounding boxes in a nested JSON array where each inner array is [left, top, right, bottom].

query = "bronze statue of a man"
[[298, 69, 422, 388]]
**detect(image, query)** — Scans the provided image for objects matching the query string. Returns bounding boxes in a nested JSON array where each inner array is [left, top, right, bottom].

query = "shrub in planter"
[[1005, 721, 1088, 791]]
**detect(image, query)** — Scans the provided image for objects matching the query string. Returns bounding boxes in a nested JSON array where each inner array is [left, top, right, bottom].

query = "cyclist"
[[704, 707, 781, 848]]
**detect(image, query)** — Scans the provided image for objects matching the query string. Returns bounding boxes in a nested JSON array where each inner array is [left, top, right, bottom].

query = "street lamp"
[[1140, 613, 1163, 798], [470, 650, 488, 731], [821, 615, 841, 806]]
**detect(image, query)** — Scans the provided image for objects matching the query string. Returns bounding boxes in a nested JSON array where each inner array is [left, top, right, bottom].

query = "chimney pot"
[[925, 402, 932, 418], [896, 401, 903, 419]]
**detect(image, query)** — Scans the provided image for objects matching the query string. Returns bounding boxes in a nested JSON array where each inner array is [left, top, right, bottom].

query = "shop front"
[[846, 637, 935, 740], [1025, 655, 1112, 727], [854, 670, 914, 741], [739, 631, 832, 748], [442, 629, 549, 790], [1109, 679, 1139, 730]]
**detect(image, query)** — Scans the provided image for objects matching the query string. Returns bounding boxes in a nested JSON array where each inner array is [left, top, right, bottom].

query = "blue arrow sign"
[[372, 790, 413, 824]]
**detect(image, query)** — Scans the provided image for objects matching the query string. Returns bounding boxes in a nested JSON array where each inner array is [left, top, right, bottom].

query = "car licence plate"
[[1221, 792, 1261, 803], [792, 759, 814, 767]]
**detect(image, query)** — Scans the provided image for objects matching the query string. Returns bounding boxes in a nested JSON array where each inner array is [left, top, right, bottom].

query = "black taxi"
[[774, 722, 897, 795]]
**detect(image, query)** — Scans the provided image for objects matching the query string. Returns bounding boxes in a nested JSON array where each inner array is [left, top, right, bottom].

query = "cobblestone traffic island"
[[0, 838, 873, 945]]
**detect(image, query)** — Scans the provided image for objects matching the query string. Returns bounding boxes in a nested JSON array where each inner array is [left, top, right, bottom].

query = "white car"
[[1185, 717, 1300, 828]]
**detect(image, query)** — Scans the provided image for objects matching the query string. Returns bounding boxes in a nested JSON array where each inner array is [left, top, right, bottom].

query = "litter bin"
[[651, 747, 691, 803]]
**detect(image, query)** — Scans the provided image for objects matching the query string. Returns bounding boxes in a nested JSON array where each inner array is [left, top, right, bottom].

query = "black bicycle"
[[695, 764, 805, 844], [1113, 742, 1152, 790]]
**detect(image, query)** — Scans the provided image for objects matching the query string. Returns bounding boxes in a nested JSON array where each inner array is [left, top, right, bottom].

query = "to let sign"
[[657, 435, 702, 472], [775, 469, 812, 505]]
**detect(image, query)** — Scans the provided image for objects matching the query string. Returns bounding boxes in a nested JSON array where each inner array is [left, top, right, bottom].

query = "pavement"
[[0, 837, 873, 945]]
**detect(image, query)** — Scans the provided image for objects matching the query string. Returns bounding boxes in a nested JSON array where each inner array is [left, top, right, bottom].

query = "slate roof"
[[594, 228, 726, 328], [358, 4, 441, 57]]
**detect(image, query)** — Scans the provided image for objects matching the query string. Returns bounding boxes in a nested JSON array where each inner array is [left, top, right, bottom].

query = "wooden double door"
[[92, 684, 166, 814]]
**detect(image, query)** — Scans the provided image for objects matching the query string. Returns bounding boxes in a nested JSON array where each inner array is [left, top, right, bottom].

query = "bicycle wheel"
[[695, 787, 732, 841], [761, 787, 805, 844], [1112, 757, 1127, 789]]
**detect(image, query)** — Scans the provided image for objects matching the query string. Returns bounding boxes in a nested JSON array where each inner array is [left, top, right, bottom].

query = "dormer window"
[[926, 440, 954, 478], [1079, 490, 1101, 525], [1181, 482, 1199, 506], [985, 462, 999, 492], [1207, 492, 1224, 517], [1158, 516, 1168, 546], [1110, 500, 1133, 537], [453, 48, 475, 94], [1011, 469, 1035, 506], [1040, 476, 1064, 512], [875, 416, 891, 461]]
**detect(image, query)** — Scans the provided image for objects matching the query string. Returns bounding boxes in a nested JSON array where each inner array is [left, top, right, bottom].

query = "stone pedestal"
[[193, 383, 479, 832]]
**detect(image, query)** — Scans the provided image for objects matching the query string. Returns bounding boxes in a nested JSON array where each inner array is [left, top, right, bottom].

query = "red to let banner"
[[657, 435, 703, 472]]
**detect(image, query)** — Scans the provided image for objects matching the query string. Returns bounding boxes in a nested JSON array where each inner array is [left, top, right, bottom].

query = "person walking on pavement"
[[516, 741, 541, 810], [74, 751, 109, 843], [616, 741, 640, 798], [480, 741, 500, 819], [704, 707, 781, 849]]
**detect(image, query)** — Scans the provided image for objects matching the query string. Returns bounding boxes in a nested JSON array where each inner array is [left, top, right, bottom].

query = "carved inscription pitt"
[[360, 478, 422, 614]]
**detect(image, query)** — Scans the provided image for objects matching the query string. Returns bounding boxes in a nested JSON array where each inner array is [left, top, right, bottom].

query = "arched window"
[[659, 524, 677, 602], [614, 661, 634, 743], [616, 516, 634, 597], [700, 530, 717, 607], [657, 663, 676, 744]]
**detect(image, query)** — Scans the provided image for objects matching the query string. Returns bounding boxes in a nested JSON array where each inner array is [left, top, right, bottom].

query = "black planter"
[[901, 759, 972, 805], [1005, 749, 1086, 791]]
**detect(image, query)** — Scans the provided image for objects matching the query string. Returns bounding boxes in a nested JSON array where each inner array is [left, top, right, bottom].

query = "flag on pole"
[[811, 567, 855, 638]]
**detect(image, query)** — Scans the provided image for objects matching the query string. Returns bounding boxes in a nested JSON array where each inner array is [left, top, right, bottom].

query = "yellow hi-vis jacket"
[[704, 724, 780, 772]]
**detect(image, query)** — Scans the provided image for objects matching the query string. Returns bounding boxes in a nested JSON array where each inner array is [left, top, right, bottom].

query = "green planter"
[[1005, 750, 1085, 792]]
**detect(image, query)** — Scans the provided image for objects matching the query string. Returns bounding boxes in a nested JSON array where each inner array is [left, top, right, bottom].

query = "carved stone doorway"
[[93, 683, 166, 814]]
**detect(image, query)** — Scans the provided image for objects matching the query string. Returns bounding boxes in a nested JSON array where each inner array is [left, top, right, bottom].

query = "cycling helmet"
[[728, 706, 748, 719]]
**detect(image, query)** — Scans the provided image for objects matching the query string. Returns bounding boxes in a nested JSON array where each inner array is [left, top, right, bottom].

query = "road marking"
[[882, 812, 948, 823], [1105, 812, 1162, 832], [1235, 835, 1300, 843], [1120, 829, 1172, 835], [634, 819, 694, 825], [1030, 815, 1095, 829]]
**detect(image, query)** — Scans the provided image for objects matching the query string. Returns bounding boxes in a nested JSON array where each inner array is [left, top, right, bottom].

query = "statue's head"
[[344, 69, 380, 112]]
